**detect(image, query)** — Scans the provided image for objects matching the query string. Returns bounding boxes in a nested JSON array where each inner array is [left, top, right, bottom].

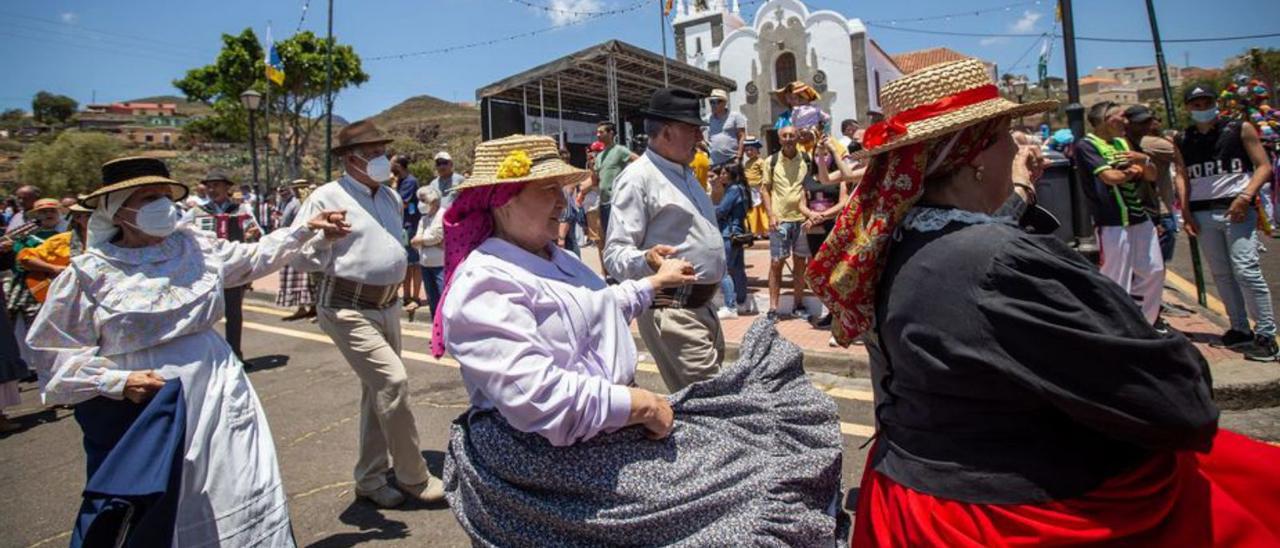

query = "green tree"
[[31, 91, 78, 125], [18, 131, 125, 197], [174, 28, 369, 179]]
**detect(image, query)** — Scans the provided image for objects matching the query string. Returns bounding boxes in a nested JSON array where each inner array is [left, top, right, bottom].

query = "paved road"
[[0, 299, 875, 548]]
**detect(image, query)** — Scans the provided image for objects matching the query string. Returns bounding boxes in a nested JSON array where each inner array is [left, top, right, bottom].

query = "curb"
[[248, 289, 869, 378]]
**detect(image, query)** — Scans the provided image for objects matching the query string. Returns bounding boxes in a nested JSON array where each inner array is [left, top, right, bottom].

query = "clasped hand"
[[306, 209, 353, 240]]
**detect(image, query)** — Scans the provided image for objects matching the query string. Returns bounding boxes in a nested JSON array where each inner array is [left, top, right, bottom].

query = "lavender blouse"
[[442, 238, 655, 446]]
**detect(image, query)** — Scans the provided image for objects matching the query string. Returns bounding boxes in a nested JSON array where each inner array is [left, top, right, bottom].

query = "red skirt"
[[853, 430, 1280, 547]]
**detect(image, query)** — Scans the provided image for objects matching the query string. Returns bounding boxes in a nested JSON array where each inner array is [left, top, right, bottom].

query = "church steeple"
[[672, 0, 744, 70]]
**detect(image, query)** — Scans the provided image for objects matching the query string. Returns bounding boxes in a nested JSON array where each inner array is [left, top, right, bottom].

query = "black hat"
[[81, 156, 188, 209], [200, 168, 235, 186], [1123, 104, 1154, 123], [1184, 85, 1216, 104], [640, 87, 708, 127]]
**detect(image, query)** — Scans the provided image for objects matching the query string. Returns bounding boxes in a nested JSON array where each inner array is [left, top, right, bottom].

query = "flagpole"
[[263, 23, 273, 199], [659, 0, 669, 86], [324, 0, 334, 181]]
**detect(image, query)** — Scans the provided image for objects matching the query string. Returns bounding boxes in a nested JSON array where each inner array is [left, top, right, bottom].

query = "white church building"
[[672, 0, 904, 141]]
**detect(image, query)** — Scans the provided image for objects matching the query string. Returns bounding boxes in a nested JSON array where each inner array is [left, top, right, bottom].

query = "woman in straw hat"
[[437, 135, 846, 545], [26, 156, 350, 546], [804, 59, 1280, 545]]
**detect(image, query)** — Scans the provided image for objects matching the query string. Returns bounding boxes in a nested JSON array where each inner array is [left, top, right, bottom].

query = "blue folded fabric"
[[72, 380, 186, 548]]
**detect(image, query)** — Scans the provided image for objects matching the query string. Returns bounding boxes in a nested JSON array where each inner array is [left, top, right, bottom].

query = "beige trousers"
[[318, 305, 429, 492], [636, 305, 726, 392]]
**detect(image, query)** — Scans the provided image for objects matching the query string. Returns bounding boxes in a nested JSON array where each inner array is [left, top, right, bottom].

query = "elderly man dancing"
[[292, 120, 444, 508]]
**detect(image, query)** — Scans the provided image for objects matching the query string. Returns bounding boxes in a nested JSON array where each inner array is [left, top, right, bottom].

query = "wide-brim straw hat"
[[773, 81, 821, 105], [331, 119, 394, 155], [29, 198, 62, 213], [453, 134, 587, 192], [852, 59, 1057, 160], [287, 178, 311, 190], [80, 156, 189, 209]]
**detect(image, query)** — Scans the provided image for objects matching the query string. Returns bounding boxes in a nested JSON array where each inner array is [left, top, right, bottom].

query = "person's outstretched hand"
[[307, 209, 352, 241], [648, 258, 696, 290]]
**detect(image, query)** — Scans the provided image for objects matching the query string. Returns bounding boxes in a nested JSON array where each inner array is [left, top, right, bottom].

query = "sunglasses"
[[435, 160, 452, 166]]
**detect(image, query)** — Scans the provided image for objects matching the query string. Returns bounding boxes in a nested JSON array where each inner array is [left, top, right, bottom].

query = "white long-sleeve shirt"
[[443, 238, 655, 446], [290, 174, 408, 286], [603, 149, 726, 283]]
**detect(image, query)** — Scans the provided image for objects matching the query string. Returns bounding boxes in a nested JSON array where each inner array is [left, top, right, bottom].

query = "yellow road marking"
[[1165, 270, 1228, 318], [239, 318, 875, 438]]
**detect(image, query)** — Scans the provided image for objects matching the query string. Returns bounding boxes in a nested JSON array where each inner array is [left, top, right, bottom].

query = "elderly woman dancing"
[[28, 156, 349, 546], [806, 59, 1280, 546], [435, 135, 846, 546]]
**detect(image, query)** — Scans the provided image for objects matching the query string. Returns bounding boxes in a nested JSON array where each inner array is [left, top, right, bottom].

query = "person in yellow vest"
[[691, 143, 712, 193], [17, 202, 92, 301], [742, 136, 770, 237]]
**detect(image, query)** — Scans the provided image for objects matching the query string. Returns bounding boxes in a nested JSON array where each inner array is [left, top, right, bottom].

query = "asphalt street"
[[1164, 230, 1280, 318], [0, 299, 875, 547]]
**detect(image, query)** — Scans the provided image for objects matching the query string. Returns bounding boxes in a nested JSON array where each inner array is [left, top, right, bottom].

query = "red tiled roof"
[[890, 47, 973, 74]]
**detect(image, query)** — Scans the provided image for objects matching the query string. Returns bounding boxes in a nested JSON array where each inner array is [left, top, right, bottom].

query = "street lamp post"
[[240, 90, 263, 193], [1012, 79, 1029, 128]]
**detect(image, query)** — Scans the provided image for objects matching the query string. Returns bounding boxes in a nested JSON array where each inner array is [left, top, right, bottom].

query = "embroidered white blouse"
[[442, 238, 655, 447]]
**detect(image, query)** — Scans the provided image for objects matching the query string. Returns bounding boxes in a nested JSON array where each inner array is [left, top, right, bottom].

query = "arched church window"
[[775, 52, 796, 88]]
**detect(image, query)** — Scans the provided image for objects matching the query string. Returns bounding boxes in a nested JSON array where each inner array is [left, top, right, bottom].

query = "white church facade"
[[672, 0, 904, 140]]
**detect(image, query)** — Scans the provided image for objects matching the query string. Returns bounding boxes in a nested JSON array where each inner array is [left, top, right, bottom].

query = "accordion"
[[193, 211, 257, 242]]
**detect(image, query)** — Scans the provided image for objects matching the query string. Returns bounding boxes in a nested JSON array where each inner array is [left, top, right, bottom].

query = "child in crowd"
[[742, 137, 770, 237], [774, 81, 830, 153]]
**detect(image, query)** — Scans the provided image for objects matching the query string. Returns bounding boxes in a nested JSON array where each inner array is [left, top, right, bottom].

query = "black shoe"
[[1244, 335, 1280, 362], [1219, 329, 1256, 350], [1152, 318, 1171, 336], [766, 310, 779, 321], [812, 313, 833, 329]]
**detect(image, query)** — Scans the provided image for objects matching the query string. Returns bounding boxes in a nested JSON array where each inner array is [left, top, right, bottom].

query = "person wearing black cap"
[[183, 169, 262, 361], [1123, 104, 1181, 263], [1175, 85, 1278, 361], [603, 88, 726, 391]]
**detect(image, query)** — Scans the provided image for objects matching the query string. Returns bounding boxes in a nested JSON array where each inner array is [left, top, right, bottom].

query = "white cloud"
[[59, 11, 78, 24], [1009, 10, 1042, 33], [980, 37, 1008, 46], [547, 0, 601, 26]]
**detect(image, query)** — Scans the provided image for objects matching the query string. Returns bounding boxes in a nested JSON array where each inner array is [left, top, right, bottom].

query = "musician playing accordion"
[[183, 169, 262, 361]]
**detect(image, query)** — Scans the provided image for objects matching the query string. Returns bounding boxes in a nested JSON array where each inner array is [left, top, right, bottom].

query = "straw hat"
[[852, 59, 1057, 160], [452, 134, 587, 192], [68, 202, 93, 214], [27, 198, 62, 216], [200, 168, 235, 186], [287, 178, 311, 190], [80, 156, 189, 208], [773, 81, 821, 105]]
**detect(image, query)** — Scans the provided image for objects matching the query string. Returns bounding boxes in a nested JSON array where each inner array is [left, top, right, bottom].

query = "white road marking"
[[239, 315, 877, 438]]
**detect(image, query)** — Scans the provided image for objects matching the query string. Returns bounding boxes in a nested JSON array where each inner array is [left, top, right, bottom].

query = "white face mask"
[[122, 197, 180, 238], [354, 153, 393, 183]]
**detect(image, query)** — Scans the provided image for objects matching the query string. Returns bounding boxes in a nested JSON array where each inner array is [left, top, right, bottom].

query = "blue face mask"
[[1189, 108, 1218, 124]]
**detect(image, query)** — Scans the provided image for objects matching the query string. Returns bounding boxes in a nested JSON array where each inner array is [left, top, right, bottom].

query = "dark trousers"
[[1156, 214, 1178, 262], [422, 266, 445, 319], [223, 286, 244, 359]]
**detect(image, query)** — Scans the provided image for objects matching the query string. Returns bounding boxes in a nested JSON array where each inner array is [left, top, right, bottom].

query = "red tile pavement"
[[248, 246, 1239, 368]]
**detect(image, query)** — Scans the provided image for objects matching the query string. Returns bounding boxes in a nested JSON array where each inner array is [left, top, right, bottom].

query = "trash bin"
[[1036, 148, 1099, 261]]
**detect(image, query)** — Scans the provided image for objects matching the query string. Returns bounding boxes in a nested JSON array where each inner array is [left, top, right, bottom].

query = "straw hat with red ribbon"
[[807, 58, 1058, 347], [853, 59, 1057, 160]]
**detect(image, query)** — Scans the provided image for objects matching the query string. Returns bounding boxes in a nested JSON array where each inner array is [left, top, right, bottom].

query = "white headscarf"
[[87, 187, 138, 249]]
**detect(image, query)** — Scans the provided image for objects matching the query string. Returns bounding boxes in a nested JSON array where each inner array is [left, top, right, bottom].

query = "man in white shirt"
[[292, 120, 443, 508], [605, 88, 726, 391]]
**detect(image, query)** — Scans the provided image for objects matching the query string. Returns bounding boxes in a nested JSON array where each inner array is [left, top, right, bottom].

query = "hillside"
[[127, 95, 215, 117], [369, 95, 481, 175]]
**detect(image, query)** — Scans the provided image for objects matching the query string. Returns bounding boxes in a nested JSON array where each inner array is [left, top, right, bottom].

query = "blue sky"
[[1, 0, 1276, 120]]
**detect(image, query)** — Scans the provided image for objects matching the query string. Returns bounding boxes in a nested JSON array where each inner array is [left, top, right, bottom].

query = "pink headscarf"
[[430, 182, 528, 358]]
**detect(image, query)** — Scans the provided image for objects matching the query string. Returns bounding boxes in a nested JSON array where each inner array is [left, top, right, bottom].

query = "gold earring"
[[973, 164, 985, 182]]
